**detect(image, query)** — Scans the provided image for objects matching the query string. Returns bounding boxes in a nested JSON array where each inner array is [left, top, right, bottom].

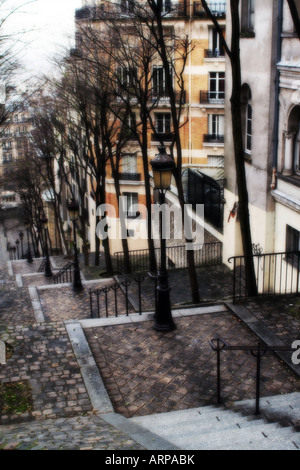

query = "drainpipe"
[[271, 0, 284, 189]]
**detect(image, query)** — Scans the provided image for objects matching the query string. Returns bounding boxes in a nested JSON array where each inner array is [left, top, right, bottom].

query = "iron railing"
[[203, 134, 224, 144], [115, 242, 223, 274], [193, 1, 226, 18], [119, 172, 141, 181], [229, 251, 300, 302], [76, 3, 187, 21], [210, 338, 294, 415], [38, 259, 46, 273], [200, 91, 225, 104], [204, 49, 225, 59], [89, 273, 156, 318], [53, 261, 74, 284]]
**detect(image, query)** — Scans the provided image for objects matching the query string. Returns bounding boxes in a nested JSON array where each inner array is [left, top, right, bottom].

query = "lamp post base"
[[153, 271, 176, 333], [73, 264, 84, 292], [153, 321, 177, 333]]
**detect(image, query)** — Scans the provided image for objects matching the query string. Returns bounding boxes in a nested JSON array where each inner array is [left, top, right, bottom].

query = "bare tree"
[[133, 0, 200, 302]]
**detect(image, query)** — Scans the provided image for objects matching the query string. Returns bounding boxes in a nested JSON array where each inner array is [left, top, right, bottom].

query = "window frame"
[[122, 192, 139, 219], [241, 0, 255, 33], [154, 112, 171, 134], [245, 103, 252, 154], [209, 72, 225, 101]]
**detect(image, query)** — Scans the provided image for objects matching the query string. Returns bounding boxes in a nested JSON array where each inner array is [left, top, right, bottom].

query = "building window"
[[241, 0, 255, 33], [161, 0, 171, 14], [241, 84, 252, 157], [286, 225, 300, 267], [122, 154, 137, 173], [124, 112, 137, 138], [155, 113, 171, 134], [294, 120, 300, 174], [245, 104, 252, 154], [208, 27, 225, 57], [120, 0, 134, 13], [123, 192, 138, 218], [208, 114, 224, 137], [152, 66, 172, 99], [117, 66, 137, 92], [209, 72, 225, 101], [3, 154, 12, 163]]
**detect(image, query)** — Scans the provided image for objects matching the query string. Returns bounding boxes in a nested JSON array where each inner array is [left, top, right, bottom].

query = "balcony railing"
[[200, 91, 225, 104], [204, 49, 225, 59], [193, 1, 226, 18], [152, 90, 186, 104], [75, 3, 187, 21], [151, 132, 173, 142], [119, 172, 141, 181], [203, 134, 224, 144]]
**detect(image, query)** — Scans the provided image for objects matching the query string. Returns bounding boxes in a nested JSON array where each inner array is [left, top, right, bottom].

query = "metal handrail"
[[53, 261, 74, 284], [209, 337, 294, 414], [228, 250, 300, 302], [89, 273, 148, 318], [114, 241, 223, 274]]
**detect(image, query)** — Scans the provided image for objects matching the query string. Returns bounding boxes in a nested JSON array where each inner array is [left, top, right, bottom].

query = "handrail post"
[[89, 288, 93, 318], [256, 351, 261, 415], [216, 344, 221, 404], [209, 338, 227, 405], [250, 344, 266, 415]]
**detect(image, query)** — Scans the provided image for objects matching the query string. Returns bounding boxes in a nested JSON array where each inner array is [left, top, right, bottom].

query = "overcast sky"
[[3, 0, 82, 79]]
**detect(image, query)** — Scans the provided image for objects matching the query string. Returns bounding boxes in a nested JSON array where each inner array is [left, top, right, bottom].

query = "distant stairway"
[[129, 393, 300, 450]]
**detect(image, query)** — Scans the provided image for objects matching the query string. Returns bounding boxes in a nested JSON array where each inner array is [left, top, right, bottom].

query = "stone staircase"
[[129, 393, 300, 450]]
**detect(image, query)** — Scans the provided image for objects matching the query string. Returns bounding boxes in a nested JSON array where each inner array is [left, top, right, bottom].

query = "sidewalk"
[[0, 222, 300, 449]]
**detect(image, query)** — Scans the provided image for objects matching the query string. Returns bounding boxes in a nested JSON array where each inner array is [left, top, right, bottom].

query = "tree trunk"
[[141, 111, 157, 273], [229, 0, 257, 296]]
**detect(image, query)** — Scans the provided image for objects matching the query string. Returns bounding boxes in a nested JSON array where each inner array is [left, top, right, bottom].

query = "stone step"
[[130, 408, 265, 438], [182, 423, 299, 450], [231, 393, 300, 424], [129, 394, 300, 450], [235, 392, 300, 408]]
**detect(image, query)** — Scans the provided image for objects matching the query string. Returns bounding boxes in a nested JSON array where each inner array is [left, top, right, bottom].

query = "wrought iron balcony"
[[119, 172, 141, 181], [152, 90, 186, 104], [204, 48, 225, 58], [193, 1, 226, 18], [200, 91, 225, 104], [75, 3, 187, 21], [203, 134, 224, 144], [151, 132, 173, 142]]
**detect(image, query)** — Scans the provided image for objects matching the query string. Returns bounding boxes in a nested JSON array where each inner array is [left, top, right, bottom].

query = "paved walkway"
[[0, 221, 300, 450]]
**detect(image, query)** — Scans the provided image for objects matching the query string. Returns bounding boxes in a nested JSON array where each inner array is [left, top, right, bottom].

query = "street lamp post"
[[67, 199, 84, 292], [150, 144, 177, 332], [40, 214, 52, 277], [19, 231, 24, 259], [24, 220, 33, 264], [15, 239, 20, 259]]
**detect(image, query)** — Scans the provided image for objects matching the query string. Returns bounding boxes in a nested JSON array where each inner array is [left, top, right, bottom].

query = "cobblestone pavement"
[[243, 297, 300, 347], [0, 415, 144, 450], [84, 311, 300, 419]]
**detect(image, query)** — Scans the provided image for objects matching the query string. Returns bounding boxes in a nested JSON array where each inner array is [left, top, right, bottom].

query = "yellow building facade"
[[75, 1, 226, 253]]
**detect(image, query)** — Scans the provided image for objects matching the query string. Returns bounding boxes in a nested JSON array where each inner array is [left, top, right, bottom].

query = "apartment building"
[[0, 87, 34, 209], [223, 0, 281, 263], [223, 0, 300, 272], [74, 0, 226, 254]]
